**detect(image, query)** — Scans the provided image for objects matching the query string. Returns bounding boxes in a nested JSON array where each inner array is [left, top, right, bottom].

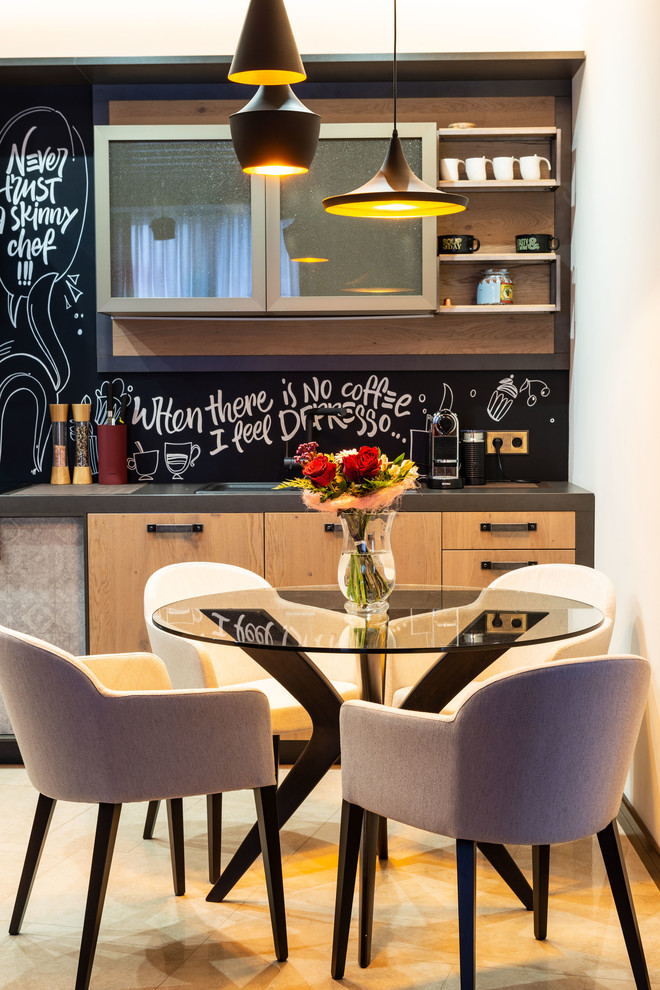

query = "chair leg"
[[456, 838, 476, 990], [273, 734, 280, 783], [597, 820, 651, 990], [207, 793, 222, 884], [377, 815, 388, 861], [76, 803, 121, 990], [143, 800, 160, 839], [477, 841, 533, 910], [532, 844, 550, 940], [332, 800, 363, 979], [9, 792, 57, 935], [254, 784, 288, 962], [166, 798, 185, 896], [358, 810, 379, 968]]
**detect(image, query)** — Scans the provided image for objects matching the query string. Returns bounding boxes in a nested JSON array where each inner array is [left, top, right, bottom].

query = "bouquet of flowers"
[[277, 443, 418, 612]]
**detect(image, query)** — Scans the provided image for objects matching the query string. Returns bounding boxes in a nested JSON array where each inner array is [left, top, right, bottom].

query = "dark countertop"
[[0, 481, 594, 517]]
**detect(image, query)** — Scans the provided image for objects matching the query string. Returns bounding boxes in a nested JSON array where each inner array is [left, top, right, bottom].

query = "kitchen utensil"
[[438, 234, 480, 254], [104, 381, 114, 425], [516, 234, 560, 252], [519, 154, 551, 179], [72, 403, 93, 485], [98, 424, 128, 485], [49, 403, 70, 485]]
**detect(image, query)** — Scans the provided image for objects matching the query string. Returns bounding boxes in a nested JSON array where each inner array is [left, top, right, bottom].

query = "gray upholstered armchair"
[[332, 655, 651, 990], [0, 624, 287, 990]]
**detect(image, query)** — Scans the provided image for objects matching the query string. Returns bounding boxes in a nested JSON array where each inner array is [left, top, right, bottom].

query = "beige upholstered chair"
[[0, 624, 287, 990], [332, 655, 651, 990], [143, 561, 361, 876], [384, 563, 616, 711]]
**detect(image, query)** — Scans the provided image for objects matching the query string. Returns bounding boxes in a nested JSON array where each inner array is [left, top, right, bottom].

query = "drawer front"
[[442, 511, 575, 550], [443, 549, 576, 589]]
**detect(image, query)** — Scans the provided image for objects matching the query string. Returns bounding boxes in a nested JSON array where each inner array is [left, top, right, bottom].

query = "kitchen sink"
[[194, 481, 285, 493]]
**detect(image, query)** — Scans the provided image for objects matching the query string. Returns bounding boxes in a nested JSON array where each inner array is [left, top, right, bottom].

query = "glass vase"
[[338, 508, 396, 615]]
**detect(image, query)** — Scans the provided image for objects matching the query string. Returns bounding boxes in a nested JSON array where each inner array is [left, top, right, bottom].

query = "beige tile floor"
[[0, 764, 658, 990]]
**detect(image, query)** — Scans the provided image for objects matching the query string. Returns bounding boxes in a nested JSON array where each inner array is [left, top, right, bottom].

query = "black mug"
[[516, 233, 560, 253], [438, 234, 481, 254]]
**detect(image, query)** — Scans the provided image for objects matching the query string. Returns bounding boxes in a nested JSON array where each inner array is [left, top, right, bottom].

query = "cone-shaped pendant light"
[[229, 0, 306, 86], [322, 1, 468, 219], [230, 84, 320, 175]]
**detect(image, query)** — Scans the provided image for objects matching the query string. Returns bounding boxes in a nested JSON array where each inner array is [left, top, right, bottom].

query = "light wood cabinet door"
[[443, 549, 575, 589], [442, 511, 575, 550], [87, 512, 264, 654], [264, 511, 443, 586]]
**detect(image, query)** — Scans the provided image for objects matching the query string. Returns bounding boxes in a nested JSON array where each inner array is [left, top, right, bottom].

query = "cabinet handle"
[[481, 560, 538, 571], [480, 522, 537, 533], [324, 523, 342, 533], [146, 524, 203, 534]]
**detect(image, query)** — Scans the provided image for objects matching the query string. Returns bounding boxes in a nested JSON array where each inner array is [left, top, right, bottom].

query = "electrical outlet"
[[486, 430, 529, 454]]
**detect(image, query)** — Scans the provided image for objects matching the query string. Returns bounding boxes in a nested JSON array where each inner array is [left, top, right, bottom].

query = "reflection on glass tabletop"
[[152, 585, 604, 654]]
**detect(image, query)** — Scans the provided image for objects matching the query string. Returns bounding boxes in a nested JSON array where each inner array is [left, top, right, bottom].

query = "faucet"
[[283, 405, 352, 469]]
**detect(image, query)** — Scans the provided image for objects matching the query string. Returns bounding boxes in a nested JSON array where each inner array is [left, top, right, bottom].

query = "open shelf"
[[437, 127, 558, 138], [437, 179, 558, 190], [438, 253, 558, 263], [438, 303, 558, 314]]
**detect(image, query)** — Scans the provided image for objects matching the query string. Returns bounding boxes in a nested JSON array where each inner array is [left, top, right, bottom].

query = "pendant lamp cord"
[[392, 0, 398, 136]]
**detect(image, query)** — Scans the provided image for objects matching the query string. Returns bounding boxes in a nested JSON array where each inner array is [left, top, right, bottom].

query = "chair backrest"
[[487, 562, 616, 663], [144, 562, 275, 687], [342, 655, 650, 847]]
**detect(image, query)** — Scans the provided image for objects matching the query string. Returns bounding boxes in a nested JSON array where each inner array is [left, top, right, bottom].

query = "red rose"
[[302, 454, 337, 488], [343, 446, 381, 482]]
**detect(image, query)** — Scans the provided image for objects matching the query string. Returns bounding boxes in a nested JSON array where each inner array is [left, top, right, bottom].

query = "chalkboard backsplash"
[[0, 89, 568, 488]]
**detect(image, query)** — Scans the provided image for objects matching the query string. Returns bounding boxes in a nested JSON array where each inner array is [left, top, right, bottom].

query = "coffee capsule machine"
[[429, 409, 464, 489]]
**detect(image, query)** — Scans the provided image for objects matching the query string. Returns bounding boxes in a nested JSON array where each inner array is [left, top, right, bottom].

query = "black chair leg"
[[332, 800, 364, 980], [273, 734, 280, 783], [254, 784, 288, 962], [456, 838, 476, 990], [166, 798, 185, 896], [76, 803, 121, 990], [207, 793, 222, 883], [532, 844, 550, 940], [143, 800, 160, 839], [358, 810, 379, 968], [9, 792, 57, 935], [377, 815, 388, 861], [597, 819, 651, 990], [477, 841, 533, 910]]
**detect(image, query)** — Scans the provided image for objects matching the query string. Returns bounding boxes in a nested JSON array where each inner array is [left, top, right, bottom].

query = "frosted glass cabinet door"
[[266, 123, 438, 312], [94, 126, 266, 314]]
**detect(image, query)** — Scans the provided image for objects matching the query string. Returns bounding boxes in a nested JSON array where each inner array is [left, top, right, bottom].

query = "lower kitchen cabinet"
[[87, 512, 264, 654], [443, 549, 575, 588], [264, 511, 444, 586]]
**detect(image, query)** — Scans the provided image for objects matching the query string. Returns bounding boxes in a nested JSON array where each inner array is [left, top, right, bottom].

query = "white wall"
[[3, 0, 660, 838], [570, 0, 660, 837]]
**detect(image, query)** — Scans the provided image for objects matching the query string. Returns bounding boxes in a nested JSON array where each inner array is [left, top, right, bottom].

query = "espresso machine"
[[428, 409, 463, 489]]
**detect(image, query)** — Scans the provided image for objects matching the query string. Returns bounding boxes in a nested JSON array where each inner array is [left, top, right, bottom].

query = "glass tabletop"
[[152, 585, 604, 654]]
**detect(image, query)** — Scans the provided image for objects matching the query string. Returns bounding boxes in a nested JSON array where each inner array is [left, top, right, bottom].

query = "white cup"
[[519, 154, 552, 180], [465, 156, 493, 181], [492, 156, 519, 180], [440, 157, 465, 181]]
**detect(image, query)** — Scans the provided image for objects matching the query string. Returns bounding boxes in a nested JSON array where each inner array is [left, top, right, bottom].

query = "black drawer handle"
[[324, 523, 342, 533], [147, 524, 203, 534], [481, 560, 538, 571], [480, 522, 537, 533]]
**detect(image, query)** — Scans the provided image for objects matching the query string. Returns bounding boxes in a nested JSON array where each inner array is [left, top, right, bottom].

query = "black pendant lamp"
[[322, 1, 468, 218], [229, 0, 320, 175]]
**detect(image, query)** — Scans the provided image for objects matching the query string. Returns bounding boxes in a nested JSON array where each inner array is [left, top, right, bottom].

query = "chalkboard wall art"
[[0, 88, 569, 488]]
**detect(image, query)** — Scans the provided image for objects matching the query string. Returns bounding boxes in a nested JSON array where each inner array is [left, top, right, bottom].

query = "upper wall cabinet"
[[94, 125, 266, 314], [94, 122, 438, 316]]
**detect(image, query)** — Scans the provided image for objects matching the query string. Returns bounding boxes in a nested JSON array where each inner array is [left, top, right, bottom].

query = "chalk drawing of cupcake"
[[487, 375, 518, 422]]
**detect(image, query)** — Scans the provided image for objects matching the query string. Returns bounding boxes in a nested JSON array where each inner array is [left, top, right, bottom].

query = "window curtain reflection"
[[111, 205, 253, 298]]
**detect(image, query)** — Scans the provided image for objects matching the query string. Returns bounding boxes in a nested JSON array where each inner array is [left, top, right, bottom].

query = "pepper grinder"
[[72, 403, 93, 485], [49, 403, 70, 485]]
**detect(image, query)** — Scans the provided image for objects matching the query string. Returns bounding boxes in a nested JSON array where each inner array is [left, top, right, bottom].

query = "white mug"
[[492, 156, 519, 180], [465, 156, 493, 181], [440, 157, 465, 181], [519, 154, 551, 180]]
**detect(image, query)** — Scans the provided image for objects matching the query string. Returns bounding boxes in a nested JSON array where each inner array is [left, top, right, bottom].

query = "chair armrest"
[[79, 652, 172, 691]]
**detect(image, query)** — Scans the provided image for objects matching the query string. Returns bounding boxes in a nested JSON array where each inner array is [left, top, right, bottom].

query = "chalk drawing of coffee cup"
[[127, 443, 159, 481], [164, 441, 201, 480], [487, 376, 519, 422]]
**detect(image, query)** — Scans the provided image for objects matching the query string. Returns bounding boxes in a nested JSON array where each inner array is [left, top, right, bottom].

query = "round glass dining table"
[[153, 584, 603, 904]]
